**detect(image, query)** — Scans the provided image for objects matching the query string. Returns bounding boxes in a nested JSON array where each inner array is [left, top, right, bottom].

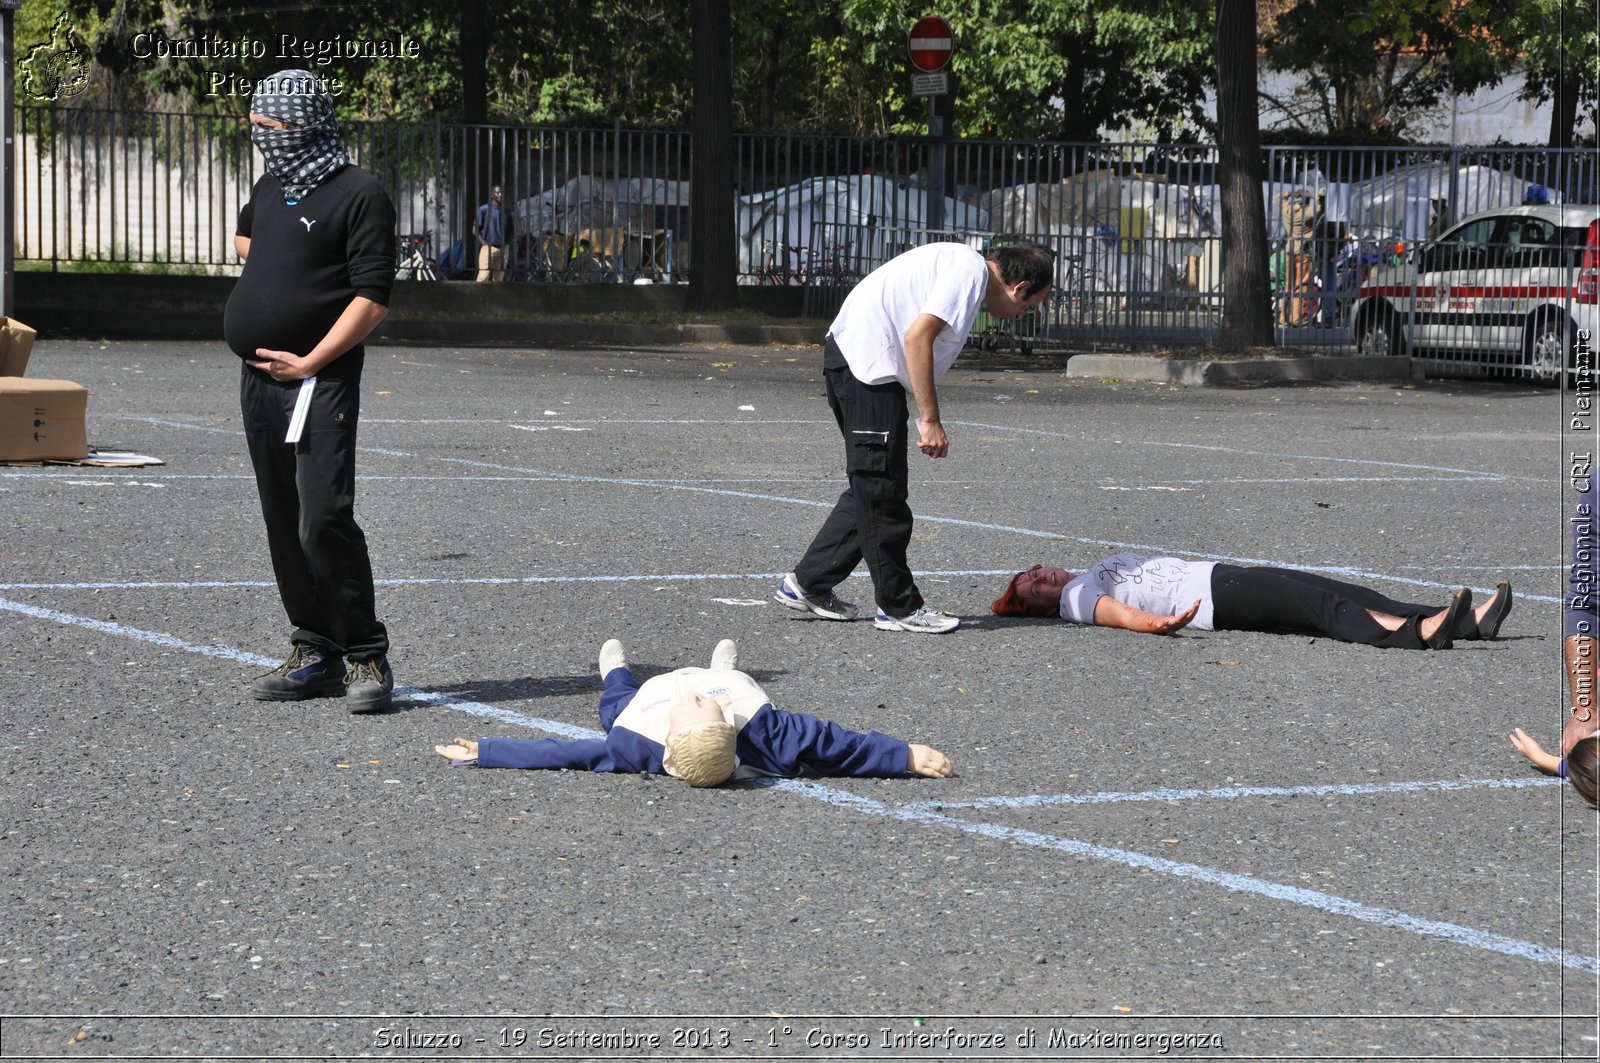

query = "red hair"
[[991, 567, 1057, 618]]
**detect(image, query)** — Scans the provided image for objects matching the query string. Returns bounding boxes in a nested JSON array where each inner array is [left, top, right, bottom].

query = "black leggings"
[[1209, 564, 1450, 650]]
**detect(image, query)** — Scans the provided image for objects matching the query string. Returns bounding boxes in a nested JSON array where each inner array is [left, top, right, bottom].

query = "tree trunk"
[[459, 0, 490, 274], [1214, 0, 1274, 348], [687, 0, 739, 310], [460, 0, 488, 125], [1549, 73, 1580, 198]]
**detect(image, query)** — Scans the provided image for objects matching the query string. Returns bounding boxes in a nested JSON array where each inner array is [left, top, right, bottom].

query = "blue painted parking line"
[[2, 590, 1589, 976], [899, 776, 1564, 812], [769, 779, 1599, 976], [0, 565, 1562, 604], [120, 413, 1522, 482], [0, 565, 1563, 604]]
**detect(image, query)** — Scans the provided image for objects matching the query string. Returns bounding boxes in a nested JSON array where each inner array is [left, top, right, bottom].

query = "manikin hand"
[[434, 737, 480, 763], [908, 744, 954, 778]]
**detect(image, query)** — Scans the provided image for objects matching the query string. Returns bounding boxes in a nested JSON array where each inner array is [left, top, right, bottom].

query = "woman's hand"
[[1143, 598, 1201, 635], [1510, 727, 1561, 775]]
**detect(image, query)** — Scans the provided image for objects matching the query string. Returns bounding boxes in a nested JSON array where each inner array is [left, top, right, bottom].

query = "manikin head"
[[662, 690, 737, 787]]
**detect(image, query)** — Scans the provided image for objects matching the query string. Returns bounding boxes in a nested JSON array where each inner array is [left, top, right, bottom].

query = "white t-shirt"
[[1059, 553, 1218, 630], [828, 243, 989, 390]]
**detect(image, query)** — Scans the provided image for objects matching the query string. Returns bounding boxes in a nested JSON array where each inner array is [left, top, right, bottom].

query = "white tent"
[[735, 174, 990, 283], [972, 173, 1219, 295], [1270, 164, 1557, 245], [512, 174, 692, 235]]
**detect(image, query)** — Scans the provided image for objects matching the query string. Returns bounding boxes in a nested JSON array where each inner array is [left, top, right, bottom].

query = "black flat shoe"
[[1425, 588, 1471, 650], [1475, 579, 1513, 640]]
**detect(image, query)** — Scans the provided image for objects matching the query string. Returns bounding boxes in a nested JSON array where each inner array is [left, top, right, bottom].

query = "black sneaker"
[[345, 656, 394, 713], [252, 645, 345, 701]]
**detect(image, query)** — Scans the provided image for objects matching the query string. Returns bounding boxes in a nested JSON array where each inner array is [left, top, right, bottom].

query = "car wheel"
[[1524, 313, 1572, 384], [1356, 308, 1399, 357]]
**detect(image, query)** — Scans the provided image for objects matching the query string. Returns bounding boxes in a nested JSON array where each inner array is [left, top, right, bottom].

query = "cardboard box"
[[0, 317, 37, 376], [0, 378, 88, 461]]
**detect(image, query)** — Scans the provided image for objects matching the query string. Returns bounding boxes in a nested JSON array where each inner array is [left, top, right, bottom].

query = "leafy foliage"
[[15, 0, 1590, 148], [1260, 0, 1514, 142]]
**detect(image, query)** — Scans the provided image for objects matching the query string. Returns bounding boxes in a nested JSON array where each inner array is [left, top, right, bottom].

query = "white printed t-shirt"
[[1059, 553, 1218, 630], [828, 243, 989, 390]]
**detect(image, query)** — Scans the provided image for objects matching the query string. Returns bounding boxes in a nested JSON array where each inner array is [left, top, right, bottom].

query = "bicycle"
[[758, 240, 807, 285], [567, 242, 619, 284], [1053, 251, 1119, 326], [807, 242, 860, 286], [395, 232, 438, 281]]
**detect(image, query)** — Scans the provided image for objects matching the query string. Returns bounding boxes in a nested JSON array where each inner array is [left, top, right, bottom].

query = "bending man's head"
[[983, 242, 1055, 320], [988, 241, 1055, 298]]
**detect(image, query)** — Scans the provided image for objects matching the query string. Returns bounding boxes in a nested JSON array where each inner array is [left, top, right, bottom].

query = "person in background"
[[473, 185, 513, 282], [1278, 187, 1316, 326]]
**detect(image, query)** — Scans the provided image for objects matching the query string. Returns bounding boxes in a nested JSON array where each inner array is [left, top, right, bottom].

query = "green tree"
[[1497, 0, 1600, 149], [1260, 0, 1511, 143], [819, 0, 1213, 140]]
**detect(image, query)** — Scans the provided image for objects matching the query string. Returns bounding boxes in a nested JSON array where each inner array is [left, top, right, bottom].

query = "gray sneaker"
[[345, 656, 394, 713], [252, 645, 345, 701], [874, 606, 961, 633], [774, 572, 860, 621]]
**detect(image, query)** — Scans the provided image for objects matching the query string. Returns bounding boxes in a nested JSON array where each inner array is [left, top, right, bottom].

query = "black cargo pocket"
[[846, 428, 891, 473]]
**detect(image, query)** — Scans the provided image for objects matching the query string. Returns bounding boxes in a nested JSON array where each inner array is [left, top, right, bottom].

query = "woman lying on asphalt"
[[992, 551, 1512, 651]]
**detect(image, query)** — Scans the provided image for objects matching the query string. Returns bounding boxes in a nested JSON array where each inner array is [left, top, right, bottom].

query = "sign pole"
[[927, 101, 944, 233], [907, 16, 953, 237]]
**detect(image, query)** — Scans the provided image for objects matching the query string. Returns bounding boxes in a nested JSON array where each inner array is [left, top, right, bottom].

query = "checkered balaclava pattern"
[[249, 69, 350, 202]]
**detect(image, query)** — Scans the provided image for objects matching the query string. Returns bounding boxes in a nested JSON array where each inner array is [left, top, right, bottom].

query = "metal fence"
[[14, 105, 1600, 368]]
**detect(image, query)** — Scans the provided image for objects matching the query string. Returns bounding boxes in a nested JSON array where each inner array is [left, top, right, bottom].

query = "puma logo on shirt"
[[300, 217, 316, 231]]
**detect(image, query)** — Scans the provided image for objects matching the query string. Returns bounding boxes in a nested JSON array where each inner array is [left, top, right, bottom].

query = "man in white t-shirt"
[[775, 241, 1054, 633]]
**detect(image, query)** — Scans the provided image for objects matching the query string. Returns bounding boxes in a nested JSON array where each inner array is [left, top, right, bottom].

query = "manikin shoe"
[[709, 639, 738, 671], [598, 639, 628, 678]]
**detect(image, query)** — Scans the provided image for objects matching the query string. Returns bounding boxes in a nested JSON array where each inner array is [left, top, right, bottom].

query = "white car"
[[1350, 204, 1600, 381]]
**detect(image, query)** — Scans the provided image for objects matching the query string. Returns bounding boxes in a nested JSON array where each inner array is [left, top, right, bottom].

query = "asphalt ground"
[[1, 338, 1596, 1061]]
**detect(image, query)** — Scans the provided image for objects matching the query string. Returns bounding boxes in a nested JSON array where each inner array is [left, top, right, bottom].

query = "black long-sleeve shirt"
[[224, 166, 395, 381]]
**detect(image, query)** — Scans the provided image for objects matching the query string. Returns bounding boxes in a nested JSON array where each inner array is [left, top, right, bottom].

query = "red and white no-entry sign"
[[908, 16, 953, 72]]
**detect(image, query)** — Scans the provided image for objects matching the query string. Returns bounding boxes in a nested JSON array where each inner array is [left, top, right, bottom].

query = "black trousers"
[[1210, 564, 1447, 650], [793, 346, 922, 617], [240, 363, 388, 660]]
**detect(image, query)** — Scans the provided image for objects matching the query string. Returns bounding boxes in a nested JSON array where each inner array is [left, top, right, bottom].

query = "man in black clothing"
[[223, 68, 397, 712]]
